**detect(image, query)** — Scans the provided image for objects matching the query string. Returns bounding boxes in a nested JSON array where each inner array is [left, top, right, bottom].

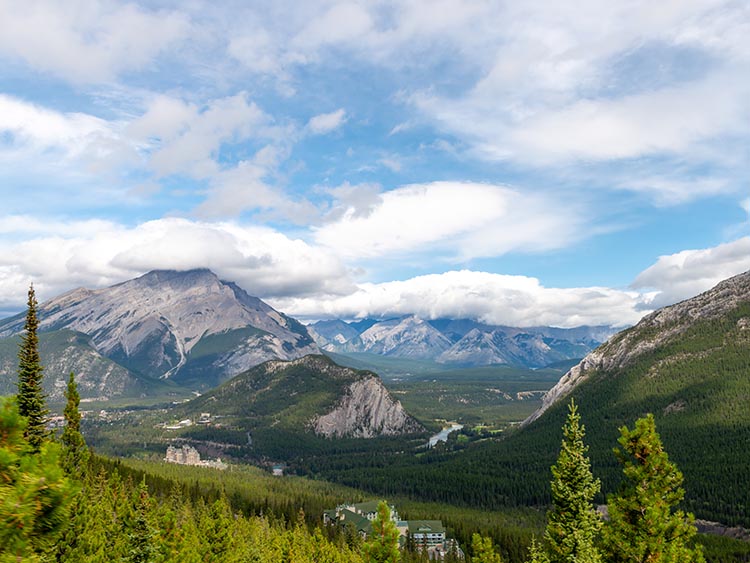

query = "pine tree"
[[17, 283, 48, 451], [541, 399, 602, 563], [364, 501, 401, 563], [472, 533, 503, 563], [0, 396, 74, 560], [61, 371, 89, 476], [603, 414, 704, 563]]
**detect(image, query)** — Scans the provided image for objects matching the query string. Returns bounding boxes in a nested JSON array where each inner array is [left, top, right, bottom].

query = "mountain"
[[0, 269, 318, 397], [378, 269, 750, 526], [307, 319, 361, 349], [181, 354, 424, 439], [357, 316, 452, 359], [310, 315, 614, 368], [525, 269, 750, 425]]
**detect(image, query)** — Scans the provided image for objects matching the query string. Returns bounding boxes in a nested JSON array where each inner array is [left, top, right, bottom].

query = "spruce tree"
[[538, 399, 602, 563], [17, 283, 48, 451], [364, 501, 401, 563], [603, 414, 704, 563], [61, 371, 89, 476]]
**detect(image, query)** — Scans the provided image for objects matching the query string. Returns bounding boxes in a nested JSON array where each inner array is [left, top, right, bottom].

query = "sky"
[[0, 0, 749, 328]]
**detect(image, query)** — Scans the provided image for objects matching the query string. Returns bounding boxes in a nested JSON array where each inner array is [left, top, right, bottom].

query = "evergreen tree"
[[17, 283, 48, 451], [128, 479, 157, 563], [542, 399, 602, 563], [472, 533, 503, 563], [0, 396, 73, 560], [603, 414, 704, 563], [61, 371, 89, 476], [364, 501, 401, 563]]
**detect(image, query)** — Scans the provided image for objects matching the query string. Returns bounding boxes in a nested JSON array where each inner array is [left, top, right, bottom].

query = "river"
[[427, 423, 464, 447]]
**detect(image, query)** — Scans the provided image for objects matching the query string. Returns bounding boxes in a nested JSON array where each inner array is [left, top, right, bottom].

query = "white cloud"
[[0, 217, 353, 308], [134, 93, 272, 179], [632, 237, 750, 307], [0, 94, 115, 155], [271, 270, 647, 328], [0, 0, 190, 83], [314, 181, 585, 260], [306, 109, 347, 135]]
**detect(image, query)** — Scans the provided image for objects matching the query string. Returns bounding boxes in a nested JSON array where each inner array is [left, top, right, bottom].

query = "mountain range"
[[309, 315, 614, 368]]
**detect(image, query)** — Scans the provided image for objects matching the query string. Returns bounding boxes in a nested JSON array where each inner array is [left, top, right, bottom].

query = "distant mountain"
[[309, 315, 615, 368], [182, 354, 424, 439], [0, 269, 318, 398]]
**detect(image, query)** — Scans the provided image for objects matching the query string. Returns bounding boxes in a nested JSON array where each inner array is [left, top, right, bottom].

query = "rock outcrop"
[[313, 375, 424, 438]]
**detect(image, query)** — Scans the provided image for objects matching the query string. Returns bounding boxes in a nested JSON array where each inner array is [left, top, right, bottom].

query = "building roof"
[[351, 500, 382, 514], [339, 509, 373, 534], [408, 521, 445, 535]]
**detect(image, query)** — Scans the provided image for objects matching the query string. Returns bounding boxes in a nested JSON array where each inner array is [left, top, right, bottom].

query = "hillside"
[[306, 271, 750, 527], [0, 269, 319, 396], [181, 354, 424, 439], [0, 329, 188, 403]]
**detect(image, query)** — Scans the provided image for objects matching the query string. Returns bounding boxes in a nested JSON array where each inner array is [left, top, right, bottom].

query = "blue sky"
[[0, 0, 749, 327]]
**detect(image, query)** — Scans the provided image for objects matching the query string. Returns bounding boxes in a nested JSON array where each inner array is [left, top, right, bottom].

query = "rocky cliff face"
[[524, 270, 750, 425], [313, 375, 423, 438], [0, 269, 319, 391]]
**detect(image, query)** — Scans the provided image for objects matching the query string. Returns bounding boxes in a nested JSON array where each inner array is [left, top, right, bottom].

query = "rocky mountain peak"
[[0, 269, 318, 387]]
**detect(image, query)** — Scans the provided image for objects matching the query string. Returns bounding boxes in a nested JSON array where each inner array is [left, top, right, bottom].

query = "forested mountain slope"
[[308, 271, 750, 527]]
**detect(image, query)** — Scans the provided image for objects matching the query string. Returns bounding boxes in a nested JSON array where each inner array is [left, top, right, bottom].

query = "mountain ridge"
[[310, 315, 615, 368], [525, 269, 750, 424]]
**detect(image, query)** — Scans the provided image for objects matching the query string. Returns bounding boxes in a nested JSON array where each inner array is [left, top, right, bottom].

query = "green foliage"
[[50, 454, 366, 563], [603, 414, 704, 563], [364, 501, 401, 563], [472, 533, 504, 563], [61, 371, 89, 476], [0, 396, 74, 561], [128, 479, 157, 563], [16, 284, 48, 451], [542, 399, 601, 563]]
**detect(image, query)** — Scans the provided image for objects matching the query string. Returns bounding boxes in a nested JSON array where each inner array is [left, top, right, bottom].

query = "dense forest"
[[287, 303, 750, 529]]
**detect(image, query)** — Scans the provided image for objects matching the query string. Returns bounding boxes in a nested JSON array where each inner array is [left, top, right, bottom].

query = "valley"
[[6, 268, 750, 562]]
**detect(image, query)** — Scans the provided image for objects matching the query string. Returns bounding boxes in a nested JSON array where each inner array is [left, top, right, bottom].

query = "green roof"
[[351, 500, 382, 514], [339, 509, 372, 534], [407, 520, 445, 535]]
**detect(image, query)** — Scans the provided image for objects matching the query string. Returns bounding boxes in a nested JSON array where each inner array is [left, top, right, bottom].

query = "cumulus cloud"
[[0, 217, 353, 309], [0, 0, 189, 83], [271, 270, 648, 328], [632, 237, 750, 307], [314, 181, 585, 260], [306, 109, 347, 135]]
